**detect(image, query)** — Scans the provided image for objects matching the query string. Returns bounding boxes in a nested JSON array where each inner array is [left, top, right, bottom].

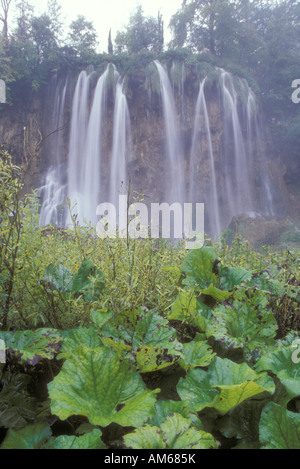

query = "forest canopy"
[[0, 0, 299, 157]]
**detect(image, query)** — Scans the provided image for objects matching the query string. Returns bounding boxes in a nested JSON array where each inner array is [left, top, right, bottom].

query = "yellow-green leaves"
[[97, 308, 184, 372], [206, 290, 278, 362], [48, 345, 158, 427], [0, 329, 62, 366], [179, 333, 216, 371], [177, 357, 275, 415], [124, 413, 219, 450]]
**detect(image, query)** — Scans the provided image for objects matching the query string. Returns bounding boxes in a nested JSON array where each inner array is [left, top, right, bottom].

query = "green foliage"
[[256, 344, 300, 402], [179, 333, 216, 371], [124, 413, 219, 449], [181, 246, 218, 289], [0, 157, 299, 449], [0, 372, 49, 430], [0, 328, 62, 365], [96, 307, 183, 373], [47, 429, 105, 450], [206, 289, 278, 363], [1, 422, 52, 449], [259, 403, 300, 450], [47, 344, 158, 427], [177, 357, 275, 415], [67, 15, 98, 59], [115, 6, 164, 55]]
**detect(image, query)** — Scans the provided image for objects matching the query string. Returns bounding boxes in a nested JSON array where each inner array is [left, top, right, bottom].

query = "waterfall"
[[154, 60, 185, 207], [38, 62, 275, 240], [219, 70, 253, 218], [39, 64, 133, 229], [67, 66, 111, 226], [190, 78, 221, 236], [66, 70, 91, 225], [109, 77, 132, 208], [38, 75, 68, 227], [188, 69, 275, 237]]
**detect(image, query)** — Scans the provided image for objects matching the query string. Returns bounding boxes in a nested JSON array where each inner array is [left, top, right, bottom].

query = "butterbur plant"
[[0, 200, 299, 449]]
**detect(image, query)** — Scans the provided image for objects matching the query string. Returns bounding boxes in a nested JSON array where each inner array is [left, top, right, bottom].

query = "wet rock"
[[227, 214, 300, 249]]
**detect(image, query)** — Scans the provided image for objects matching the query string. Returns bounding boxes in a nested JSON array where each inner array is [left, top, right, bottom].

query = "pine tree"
[[108, 28, 113, 55]]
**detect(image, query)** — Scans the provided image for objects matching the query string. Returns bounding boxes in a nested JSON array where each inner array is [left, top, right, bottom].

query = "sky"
[[11, 0, 183, 52]]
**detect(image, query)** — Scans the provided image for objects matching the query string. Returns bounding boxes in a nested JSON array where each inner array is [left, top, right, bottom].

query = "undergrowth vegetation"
[[0, 154, 299, 449]]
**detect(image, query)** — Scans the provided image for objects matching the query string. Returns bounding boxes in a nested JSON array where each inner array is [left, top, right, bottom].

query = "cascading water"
[[219, 70, 253, 218], [109, 77, 132, 209], [66, 70, 91, 225], [188, 68, 275, 237], [67, 67, 113, 226], [38, 75, 68, 227], [38, 61, 276, 240], [154, 60, 185, 207], [189, 78, 221, 237]]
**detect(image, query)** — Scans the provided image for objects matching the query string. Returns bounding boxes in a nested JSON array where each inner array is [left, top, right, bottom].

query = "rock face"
[[227, 214, 300, 249], [0, 61, 296, 238]]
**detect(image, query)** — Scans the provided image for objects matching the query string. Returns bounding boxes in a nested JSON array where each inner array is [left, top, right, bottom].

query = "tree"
[[68, 15, 98, 58], [0, 0, 12, 40], [47, 0, 63, 46], [169, 0, 242, 55], [108, 28, 113, 55], [31, 14, 58, 63], [14, 0, 34, 40], [115, 5, 164, 54]]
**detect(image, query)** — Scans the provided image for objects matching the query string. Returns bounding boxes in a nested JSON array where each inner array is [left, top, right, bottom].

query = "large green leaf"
[[219, 266, 252, 291], [169, 291, 208, 331], [181, 247, 218, 289], [48, 345, 158, 427], [149, 400, 198, 427], [41, 263, 73, 293], [179, 333, 216, 371], [71, 260, 105, 301], [255, 345, 300, 400], [48, 429, 105, 449], [57, 327, 102, 359], [0, 422, 51, 449], [91, 310, 114, 329], [0, 329, 62, 366], [41, 260, 105, 301], [206, 291, 277, 362], [0, 373, 42, 430], [216, 399, 267, 442], [99, 308, 183, 372], [259, 403, 300, 449], [124, 425, 164, 449], [177, 357, 275, 415], [201, 284, 232, 302], [124, 413, 219, 450]]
